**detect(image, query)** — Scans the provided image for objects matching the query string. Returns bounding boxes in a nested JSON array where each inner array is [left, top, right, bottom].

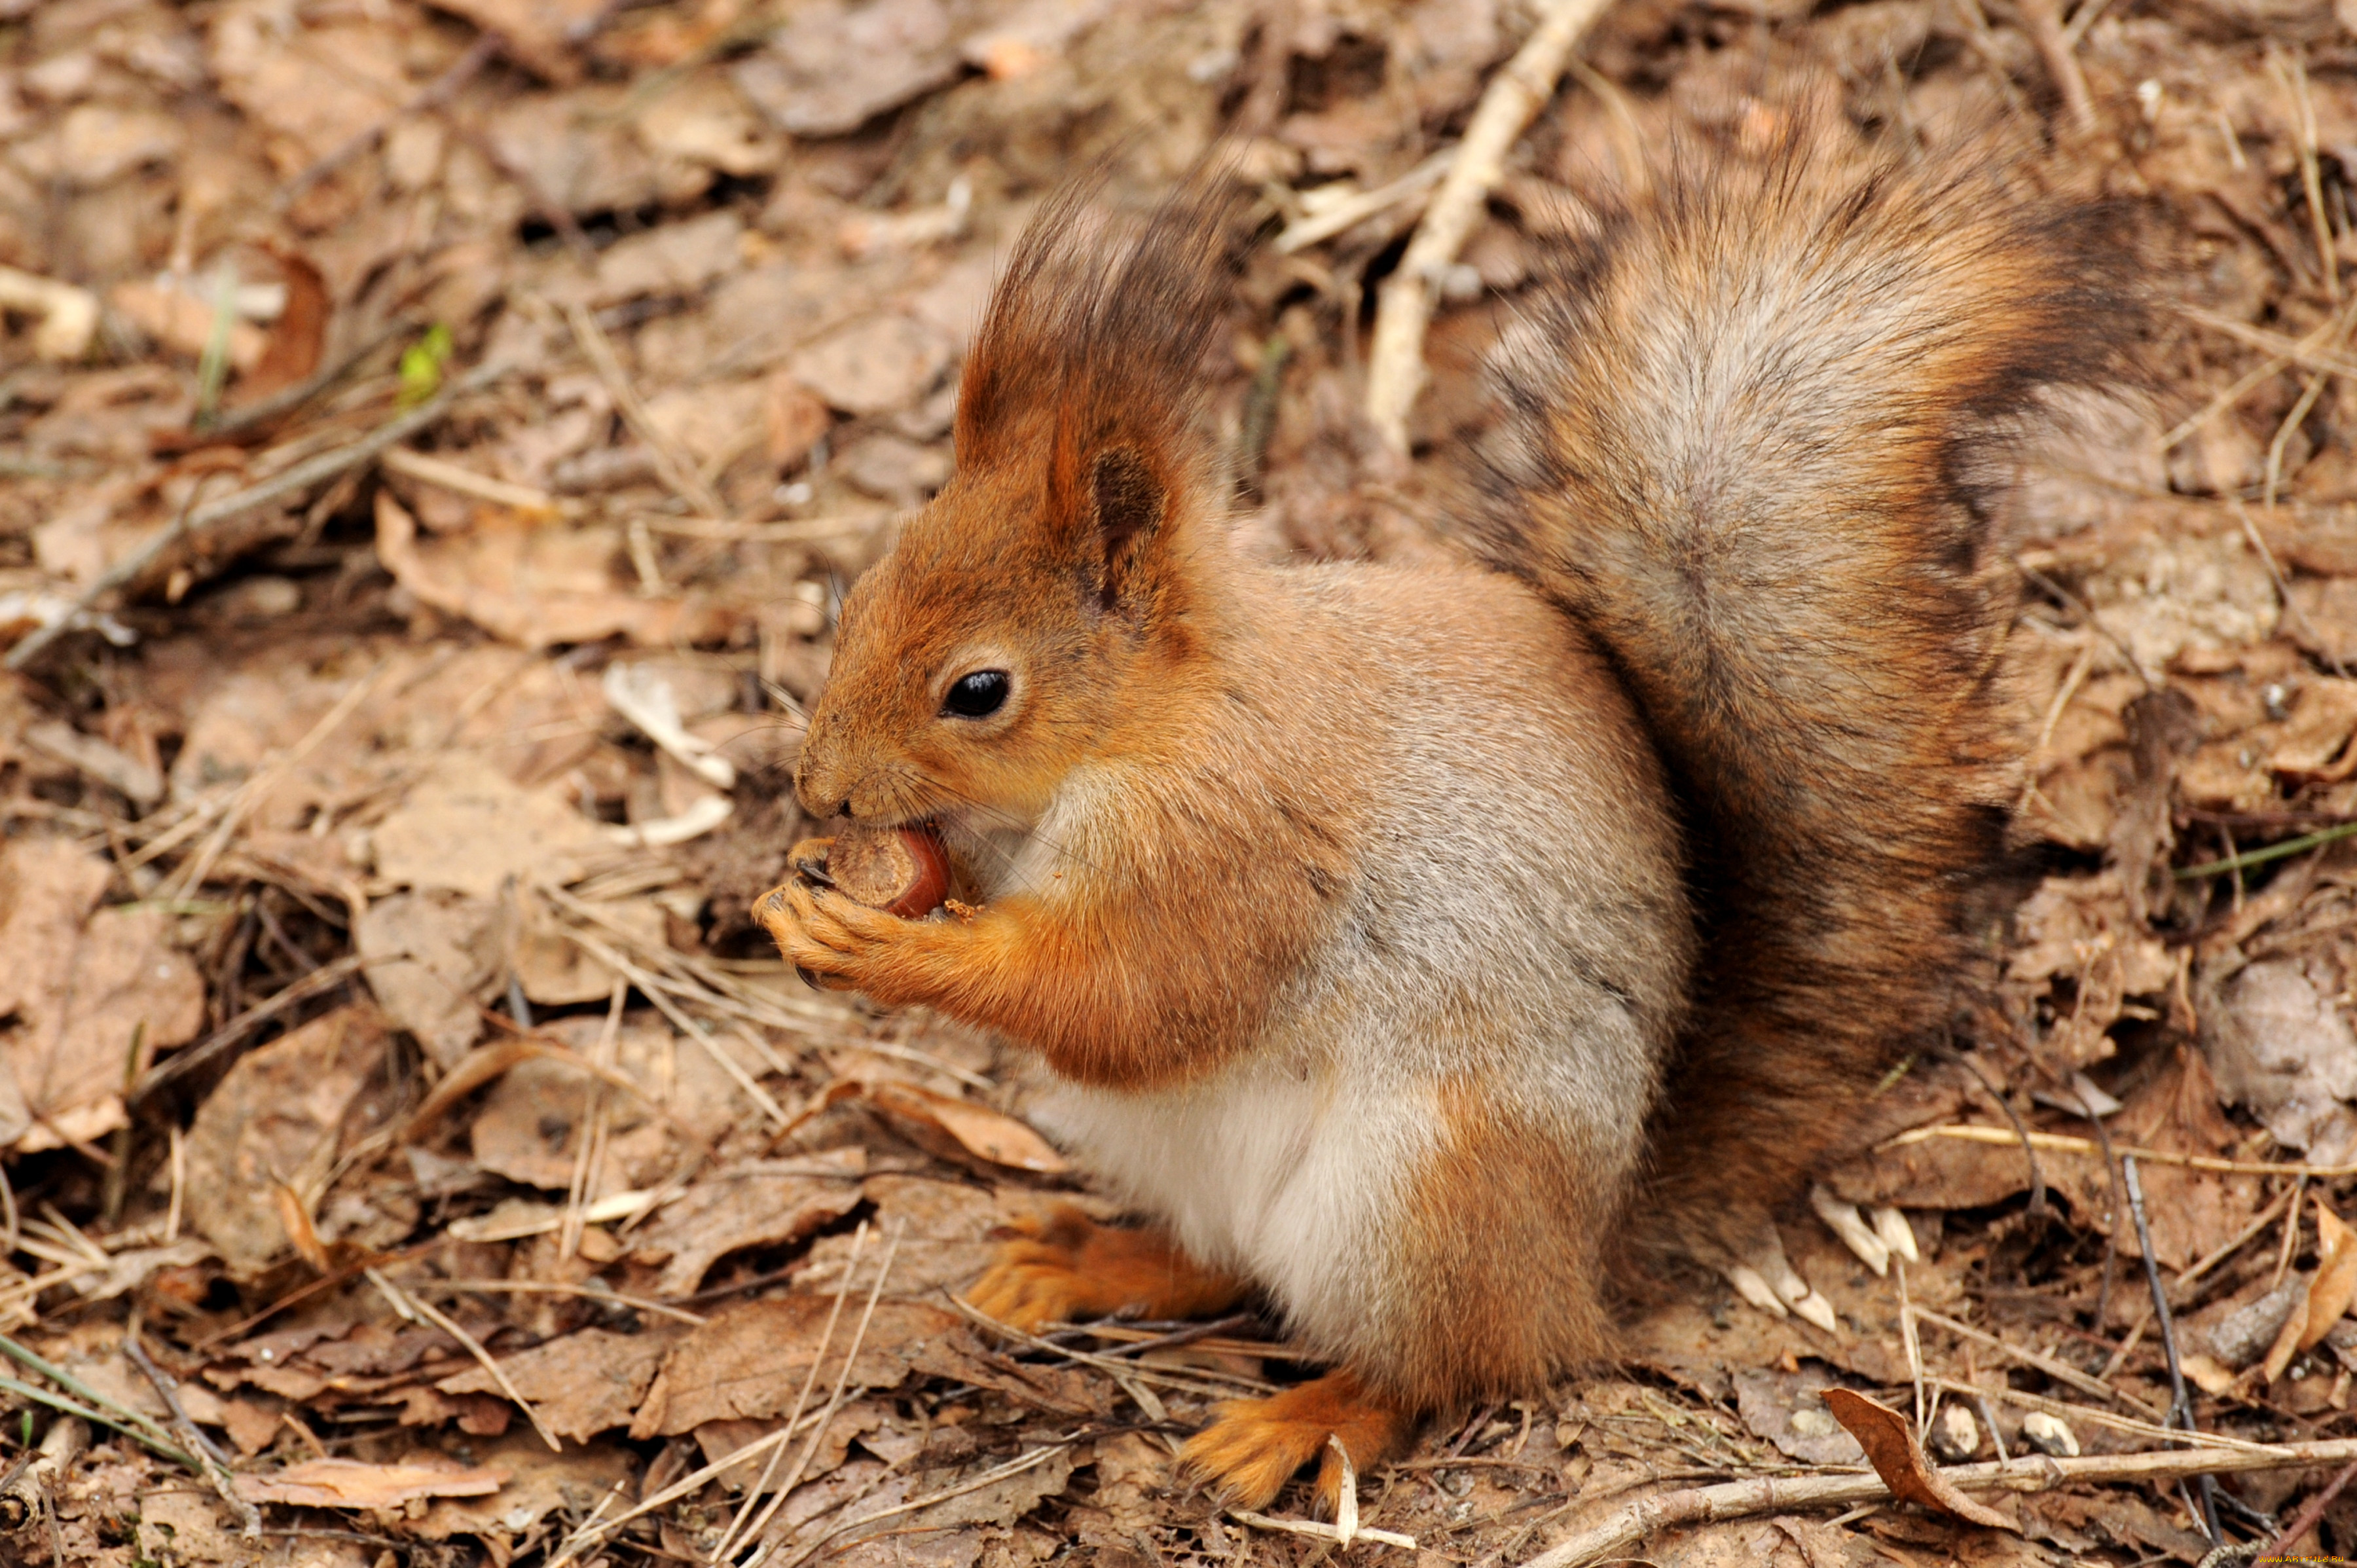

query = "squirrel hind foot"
[[1704, 1219, 1842, 1334], [964, 1203, 1246, 1333], [1182, 1369, 1414, 1515]]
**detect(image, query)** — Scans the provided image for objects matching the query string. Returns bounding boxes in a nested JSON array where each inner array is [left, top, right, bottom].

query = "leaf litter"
[[7, 0, 2357, 1563]]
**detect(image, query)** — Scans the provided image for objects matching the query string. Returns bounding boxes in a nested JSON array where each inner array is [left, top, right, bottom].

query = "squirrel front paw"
[[756, 876, 928, 996], [965, 1205, 1245, 1332], [1182, 1368, 1414, 1514]]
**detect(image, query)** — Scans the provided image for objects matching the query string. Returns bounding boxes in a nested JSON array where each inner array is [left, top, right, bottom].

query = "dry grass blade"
[[1230, 1508, 1417, 1550], [547, 1410, 831, 1568], [562, 301, 729, 519], [1909, 1308, 2157, 1417], [712, 1221, 873, 1561], [160, 658, 395, 902], [124, 1332, 259, 1537], [410, 1278, 708, 1326], [557, 919, 792, 1125], [764, 1439, 1083, 1568], [558, 981, 627, 1266], [134, 951, 375, 1105], [947, 1294, 1277, 1397], [366, 1269, 564, 1452]]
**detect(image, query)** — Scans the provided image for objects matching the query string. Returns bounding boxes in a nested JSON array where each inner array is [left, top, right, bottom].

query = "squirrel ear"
[[1090, 445, 1166, 615]]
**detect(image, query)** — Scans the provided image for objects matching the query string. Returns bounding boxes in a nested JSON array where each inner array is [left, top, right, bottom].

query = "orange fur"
[[964, 1204, 1247, 1330], [766, 122, 2138, 1509], [1180, 1370, 1414, 1514], [1463, 120, 2136, 1271]]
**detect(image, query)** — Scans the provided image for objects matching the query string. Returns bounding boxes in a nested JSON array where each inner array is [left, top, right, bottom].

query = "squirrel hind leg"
[[964, 1203, 1247, 1332], [1182, 1368, 1416, 1516]]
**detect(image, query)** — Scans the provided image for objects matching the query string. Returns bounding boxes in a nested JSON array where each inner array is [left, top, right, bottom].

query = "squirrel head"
[[794, 173, 1245, 833]]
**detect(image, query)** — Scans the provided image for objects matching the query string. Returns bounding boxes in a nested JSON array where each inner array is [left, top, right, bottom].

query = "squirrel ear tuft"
[[1090, 446, 1165, 614]]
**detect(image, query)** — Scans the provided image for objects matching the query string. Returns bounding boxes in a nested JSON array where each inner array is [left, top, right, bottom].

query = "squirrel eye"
[[943, 670, 1011, 719]]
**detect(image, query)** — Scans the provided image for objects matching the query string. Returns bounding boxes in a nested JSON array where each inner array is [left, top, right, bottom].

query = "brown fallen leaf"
[[630, 1296, 973, 1438], [183, 1006, 394, 1277], [375, 490, 743, 651], [434, 0, 608, 82], [2303, 1198, 2357, 1351], [106, 280, 268, 369], [0, 836, 207, 1153], [467, 1014, 751, 1188], [207, 0, 412, 172], [437, 1324, 686, 1442], [1819, 1389, 2012, 1531], [356, 890, 498, 1068], [801, 1078, 1068, 1174], [369, 754, 614, 901], [730, 0, 962, 138], [414, 1431, 638, 1546], [630, 1163, 866, 1296], [236, 247, 331, 405], [236, 1456, 509, 1509], [793, 1175, 1010, 1298]]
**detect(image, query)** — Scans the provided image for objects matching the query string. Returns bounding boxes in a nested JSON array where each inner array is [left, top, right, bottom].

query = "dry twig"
[[1364, 0, 1617, 451], [1518, 1437, 2357, 1568], [5, 363, 506, 672]]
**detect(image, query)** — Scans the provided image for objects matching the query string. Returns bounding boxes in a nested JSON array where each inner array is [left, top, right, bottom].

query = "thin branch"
[[6, 361, 507, 672], [1521, 1437, 2357, 1568], [124, 1332, 260, 1537], [1364, 0, 1615, 451], [1880, 1123, 2357, 1178]]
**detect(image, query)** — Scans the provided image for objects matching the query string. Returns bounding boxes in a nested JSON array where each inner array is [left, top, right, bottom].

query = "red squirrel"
[[761, 115, 2133, 1510]]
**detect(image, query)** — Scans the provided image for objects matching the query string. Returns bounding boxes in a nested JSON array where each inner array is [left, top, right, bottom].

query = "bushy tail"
[[1463, 119, 2136, 1268]]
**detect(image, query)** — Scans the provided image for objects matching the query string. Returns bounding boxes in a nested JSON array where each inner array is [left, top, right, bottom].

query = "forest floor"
[[5, 0, 2357, 1563]]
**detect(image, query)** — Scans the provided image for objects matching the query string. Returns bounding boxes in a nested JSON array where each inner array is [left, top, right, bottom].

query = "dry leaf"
[[593, 211, 746, 305], [788, 313, 955, 416], [206, 0, 414, 172], [0, 836, 206, 1152], [237, 248, 331, 403], [183, 1006, 393, 1277], [437, 1325, 685, 1442], [630, 1296, 973, 1438], [469, 1014, 753, 1189], [375, 490, 743, 651], [432, 0, 609, 82], [730, 0, 961, 137], [811, 1078, 1069, 1174], [369, 754, 613, 900], [2205, 957, 2357, 1167], [107, 280, 267, 369], [413, 1431, 638, 1546], [1733, 1366, 1867, 1465], [630, 1162, 866, 1296], [1819, 1389, 2011, 1531], [356, 890, 498, 1068], [2304, 1199, 2357, 1350], [238, 1457, 510, 1509], [794, 1175, 1010, 1297]]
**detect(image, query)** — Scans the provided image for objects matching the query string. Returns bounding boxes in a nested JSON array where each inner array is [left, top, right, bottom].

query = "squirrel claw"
[[1180, 1369, 1410, 1514]]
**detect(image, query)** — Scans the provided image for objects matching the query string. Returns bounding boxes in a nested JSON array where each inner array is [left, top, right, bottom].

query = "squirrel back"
[[1463, 120, 2135, 1274]]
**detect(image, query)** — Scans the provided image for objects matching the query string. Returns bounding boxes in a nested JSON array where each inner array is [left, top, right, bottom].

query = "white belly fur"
[[1032, 1056, 1423, 1356]]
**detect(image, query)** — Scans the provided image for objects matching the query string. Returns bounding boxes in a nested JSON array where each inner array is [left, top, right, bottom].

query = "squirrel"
[[761, 112, 2133, 1511]]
